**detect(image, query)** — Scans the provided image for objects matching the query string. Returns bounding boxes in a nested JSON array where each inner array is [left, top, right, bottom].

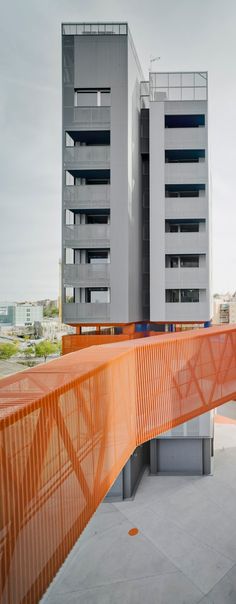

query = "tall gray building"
[[62, 22, 211, 327], [61, 22, 212, 483], [62, 23, 143, 325]]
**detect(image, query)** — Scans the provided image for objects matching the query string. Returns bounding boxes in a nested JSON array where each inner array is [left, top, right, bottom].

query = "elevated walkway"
[[1, 325, 236, 603]]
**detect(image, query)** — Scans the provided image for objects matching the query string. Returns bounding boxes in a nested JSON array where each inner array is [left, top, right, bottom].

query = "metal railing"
[[1, 325, 236, 603]]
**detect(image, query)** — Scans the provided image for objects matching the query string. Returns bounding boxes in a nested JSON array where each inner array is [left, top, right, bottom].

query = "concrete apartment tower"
[[62, 23, 143, 325], [62, 23, 212, 487]]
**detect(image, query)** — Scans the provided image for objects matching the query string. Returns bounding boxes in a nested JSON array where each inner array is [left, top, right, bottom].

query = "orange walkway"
[[1, 324, 236, 603]]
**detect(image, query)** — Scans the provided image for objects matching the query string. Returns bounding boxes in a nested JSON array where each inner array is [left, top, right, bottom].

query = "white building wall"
[[15, 305, 43, 326]]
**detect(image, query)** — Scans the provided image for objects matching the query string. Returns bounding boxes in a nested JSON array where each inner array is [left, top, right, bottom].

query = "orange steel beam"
[[0, 324, 236, 603]]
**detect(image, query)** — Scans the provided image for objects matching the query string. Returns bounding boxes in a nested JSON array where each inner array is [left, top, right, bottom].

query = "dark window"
[[166, 289, 179, 303], [87, 250, 109, 264], [86, 214, 109, 224], [170, 256, 179, 268], [165, 184, 205, 198], [165, 114, 205, 128], [165, 149, 205, 163], [181, 289, 199, 303], [180, 224, 199, 232], [170, 224, 178, 232], [180, 256, 199, 268]]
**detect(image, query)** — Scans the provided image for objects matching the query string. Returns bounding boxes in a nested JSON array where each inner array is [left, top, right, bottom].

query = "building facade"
[[61, 23, 212, 482], [62, 23, 211, 326], [0, 303, 43, 327]]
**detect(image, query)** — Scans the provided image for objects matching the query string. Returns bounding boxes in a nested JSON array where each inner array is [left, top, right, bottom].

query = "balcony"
[[63, 184, 110, 210], [64, 106, 111, 130], [63, 224, 110, 248], [165, 267, 208, 289], [165, 232, 207, 254], [64, 263, 110, 286], [64, 146, 110, 169], [165, 162, 207, 184], [63, 302, 110, 322], [165, 301, 209, 322], [165, 197, 207, 220], [165, 127, 207, 149]]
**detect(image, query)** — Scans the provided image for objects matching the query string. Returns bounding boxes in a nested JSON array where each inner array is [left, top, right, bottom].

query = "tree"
[[23, 346, 35, 367], [35, 340, 58, 362], [0, 342, 19, 360], [43, 304, 59, 318]]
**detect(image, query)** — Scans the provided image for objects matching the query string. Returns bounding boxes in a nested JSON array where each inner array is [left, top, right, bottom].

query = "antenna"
[[149, 55, 161, 72]]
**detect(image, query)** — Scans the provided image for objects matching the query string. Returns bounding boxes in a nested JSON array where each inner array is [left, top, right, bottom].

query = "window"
[[180, 224, 199, 233], [165, 114, 205, 128], [181, 289, 199, 303], [165, 149, 205, 163], [74, 88, 111, 107], [166, 290, 179, 303], [180, 256, 199, 268], [170, 256, 178, 268], [65, 287, 74, 303], [165, 184, 205, 198], [86, 213, 109, 224], [165, 220, 204, 233], [86, 288, 110, 303], [87, 250, 110, 264], [166, 289, 200, 303]]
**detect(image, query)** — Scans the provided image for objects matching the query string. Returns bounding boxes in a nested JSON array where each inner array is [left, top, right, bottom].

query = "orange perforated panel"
[[1, 324, 236, 603]]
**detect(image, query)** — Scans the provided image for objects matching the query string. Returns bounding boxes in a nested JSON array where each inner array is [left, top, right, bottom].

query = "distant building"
[[0, 303, 43, 327], [213, 295, 236, 324]]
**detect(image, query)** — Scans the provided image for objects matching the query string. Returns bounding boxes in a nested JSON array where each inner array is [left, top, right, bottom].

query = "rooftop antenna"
[[149, 55, 161, 72]]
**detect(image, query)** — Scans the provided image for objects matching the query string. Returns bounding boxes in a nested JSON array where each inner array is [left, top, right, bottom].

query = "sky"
[[0, 0, 236, 301]]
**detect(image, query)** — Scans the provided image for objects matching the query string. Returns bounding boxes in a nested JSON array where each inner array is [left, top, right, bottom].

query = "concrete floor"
[[42, 409, 236, 604]]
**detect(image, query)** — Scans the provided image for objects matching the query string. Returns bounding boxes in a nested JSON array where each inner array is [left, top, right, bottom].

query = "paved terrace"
[[42, 407, 236, 604]]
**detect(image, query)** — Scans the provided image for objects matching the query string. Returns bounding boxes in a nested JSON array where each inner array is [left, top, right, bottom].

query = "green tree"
[[35, 340, 58, 362], [43, 304, 59, 318], [23, 346, 35, 367], [0, 342, 19, 360]]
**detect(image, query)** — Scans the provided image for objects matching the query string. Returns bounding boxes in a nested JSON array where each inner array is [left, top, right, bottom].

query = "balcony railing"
[[63, 301, 110, 321], [165, 267, 207, 288], [63, 224, 110, 248], [165, 161, 207, 185], [165, 197, 207, 220], [64, 145, 110, 168], [64, 106, 111, 128], [165, 232, 207, 254], [64, 263, 110, 286], [165, 127, 207, 149], [63, 184, 110, 209]]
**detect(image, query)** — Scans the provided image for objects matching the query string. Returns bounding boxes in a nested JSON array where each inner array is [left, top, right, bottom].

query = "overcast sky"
[[0, 0, 235, 301]]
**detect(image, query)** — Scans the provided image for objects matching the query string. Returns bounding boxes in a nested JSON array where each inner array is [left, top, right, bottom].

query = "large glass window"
[[181, 289, 199, 303], [86, 288, 110, 303], [87, 250, 109, 264], [180, 256, 199, 267], [74, 89, 111, 107], [166, 290, 179, 303]]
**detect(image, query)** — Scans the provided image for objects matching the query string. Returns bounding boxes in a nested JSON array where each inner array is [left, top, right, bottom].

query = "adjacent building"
[[0, 303, 43, 327]]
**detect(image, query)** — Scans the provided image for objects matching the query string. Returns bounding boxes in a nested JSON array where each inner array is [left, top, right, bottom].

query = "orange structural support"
[[1, 324, 236, 603]]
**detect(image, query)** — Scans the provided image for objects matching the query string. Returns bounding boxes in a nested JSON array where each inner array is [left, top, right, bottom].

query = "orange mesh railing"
[[1, 324, 236, 603]]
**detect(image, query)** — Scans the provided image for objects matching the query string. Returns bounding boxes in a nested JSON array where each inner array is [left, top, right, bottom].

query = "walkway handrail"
[[1, 325, 236, 603]]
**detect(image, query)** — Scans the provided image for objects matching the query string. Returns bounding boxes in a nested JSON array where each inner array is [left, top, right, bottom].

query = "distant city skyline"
[[1, 0, 236, 300]]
